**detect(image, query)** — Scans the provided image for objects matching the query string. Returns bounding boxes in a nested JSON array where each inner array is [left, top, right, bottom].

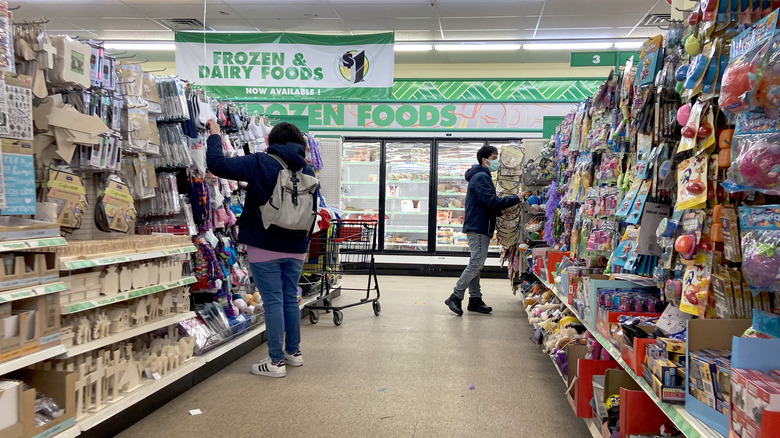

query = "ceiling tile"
[[534, 28, 628, 39], [247, 18, 346, 32], [332, 3, 436, 19], [95, 30, 175, 40], [15, 2, 146, 19], [344, 18, 438, 32], [540, 14, 646, 29], [441, 17, 539, 30], [395, 30, 438, 41], [202, 18, 257, 31], [66, 18, 169, 31], [543, 0, 653, 16], [436, 1, 544, 18], [120, 2, 240, 19], [443, 29, 536, 40], [229, 4, 337, 19]]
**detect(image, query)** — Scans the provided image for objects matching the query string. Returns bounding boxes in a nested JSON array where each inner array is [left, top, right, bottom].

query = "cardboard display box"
[[0, 379, 23, 438], [12, 370, 75, 438]]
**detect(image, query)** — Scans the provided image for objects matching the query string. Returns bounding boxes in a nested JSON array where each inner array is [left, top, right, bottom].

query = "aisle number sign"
[[570, 51, 617, 67], [175, 32, 394, 100]]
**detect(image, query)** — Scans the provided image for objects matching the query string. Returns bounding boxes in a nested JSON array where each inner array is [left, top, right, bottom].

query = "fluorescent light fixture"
[[104, 42, 176, 51], [614, 41, 644, 49], [524, 42, 612, 51], [394, 44, 433, 52], [434, 43, 521, 51]]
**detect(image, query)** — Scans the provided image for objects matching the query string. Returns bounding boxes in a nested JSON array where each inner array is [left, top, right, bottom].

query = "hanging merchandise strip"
[[515, 6, 780, 438]]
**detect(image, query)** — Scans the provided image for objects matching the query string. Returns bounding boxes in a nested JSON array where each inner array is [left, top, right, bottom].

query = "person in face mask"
[[445, 145, 520, 315]]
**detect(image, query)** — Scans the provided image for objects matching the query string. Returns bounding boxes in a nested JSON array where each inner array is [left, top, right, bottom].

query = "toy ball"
[[697, 124, 713, 139], [677, 104, 691, 125], [688, 11, 701, 25], [685, 37, 701, 56], [720, 61, 757, 112], [743, 252, 780, 288], [685, 290, 699, 305], [736, 138, 780, 189], [675, 234, 696, 256], [681, 124, 697, 139], [686, 180, 706, 195], [675, 65, 689, 82]]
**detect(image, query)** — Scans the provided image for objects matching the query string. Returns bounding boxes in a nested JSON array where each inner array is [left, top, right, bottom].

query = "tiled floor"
[[117, 275, 591, 438]]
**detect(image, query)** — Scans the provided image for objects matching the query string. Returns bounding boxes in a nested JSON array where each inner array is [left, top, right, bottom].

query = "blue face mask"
[[488, 158, 499, 172]]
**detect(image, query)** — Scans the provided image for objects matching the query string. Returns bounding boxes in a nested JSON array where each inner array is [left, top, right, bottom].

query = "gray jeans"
[[453, 232, 490, 299]]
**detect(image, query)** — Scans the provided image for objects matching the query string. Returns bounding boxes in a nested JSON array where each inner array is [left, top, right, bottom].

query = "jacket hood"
[[465, 163, 490, 181], [267, 142, 307, 171]]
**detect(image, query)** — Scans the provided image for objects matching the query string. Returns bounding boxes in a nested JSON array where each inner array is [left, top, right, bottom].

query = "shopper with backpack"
[[206, 119, 318, 378], [445, 145, 520, 316]]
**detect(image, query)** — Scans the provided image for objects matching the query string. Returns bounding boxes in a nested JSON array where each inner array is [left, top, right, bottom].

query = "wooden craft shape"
[[146, 294, 160, 320], [102, 265, 119, 295], [179, 336, 195, 362], [128, 297, 149, 325], [159, 292, 173, 316], [133, 263, 149, 289], [118, 265, 133, 292], [147, 262, 160, 286], [107, 307, 129, 333]]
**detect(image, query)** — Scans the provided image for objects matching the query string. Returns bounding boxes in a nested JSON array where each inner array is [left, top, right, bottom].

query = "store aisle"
[[117, 276, 590, 438]]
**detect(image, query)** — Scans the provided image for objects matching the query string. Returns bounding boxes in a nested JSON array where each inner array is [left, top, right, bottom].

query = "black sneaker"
[[445, 294, 463, 316], [467, 297, 492, 314]]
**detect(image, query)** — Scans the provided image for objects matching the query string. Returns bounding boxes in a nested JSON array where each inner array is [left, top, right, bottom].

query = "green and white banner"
[[175, 32, 394, 100]]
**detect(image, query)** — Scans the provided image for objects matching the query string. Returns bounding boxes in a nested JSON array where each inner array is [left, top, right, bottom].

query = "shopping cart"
[[301, 218, 380, 326]]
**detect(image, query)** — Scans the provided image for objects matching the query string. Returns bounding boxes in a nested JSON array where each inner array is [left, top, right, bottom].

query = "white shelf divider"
[[60, 245, 197, 271], [0, 281, 68, 304], [62, 277, 196, 314], [61, 312, 197, 358], [0, 344, 67, 376]]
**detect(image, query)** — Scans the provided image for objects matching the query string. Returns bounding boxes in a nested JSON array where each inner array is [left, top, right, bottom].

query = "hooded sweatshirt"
[[463, 164, 520, 237], [206, 134, 315, 253]]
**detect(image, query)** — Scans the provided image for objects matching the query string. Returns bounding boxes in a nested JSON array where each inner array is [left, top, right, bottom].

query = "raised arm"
[[205, 119, 258, 182]]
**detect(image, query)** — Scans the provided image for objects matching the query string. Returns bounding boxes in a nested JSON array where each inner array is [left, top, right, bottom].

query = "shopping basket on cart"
[[301, 218, 380, 326]]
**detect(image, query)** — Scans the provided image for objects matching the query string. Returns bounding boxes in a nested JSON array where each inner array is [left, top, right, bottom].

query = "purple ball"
[[743, 254, 780, 288]]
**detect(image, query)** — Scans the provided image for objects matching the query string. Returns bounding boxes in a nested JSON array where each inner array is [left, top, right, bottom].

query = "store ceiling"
[[9, 0, 674, 64]]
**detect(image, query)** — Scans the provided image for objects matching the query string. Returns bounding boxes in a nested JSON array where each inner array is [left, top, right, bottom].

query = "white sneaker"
[[251, 357, 286, 378], [284, 351, 304, 367]]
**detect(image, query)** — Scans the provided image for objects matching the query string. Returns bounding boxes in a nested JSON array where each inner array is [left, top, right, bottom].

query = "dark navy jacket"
[[206, 134, 315, 253], [463, 164, 520, 237]]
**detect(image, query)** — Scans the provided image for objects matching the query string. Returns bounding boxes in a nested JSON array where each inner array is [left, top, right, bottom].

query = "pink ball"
[[743, 254, 780, 288], [677, 104, 691, 126], [737, 138, 780, 189]]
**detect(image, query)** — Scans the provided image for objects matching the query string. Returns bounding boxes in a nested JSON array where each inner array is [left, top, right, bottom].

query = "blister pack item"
[[677, 155, 708, 210], [738, 205, 780, 291], [0, 2, 13, 73], [722, 110, 780, 195], [0, 73, 33, 140], [756, 43, 780, 119], [50, 36, 91, 89], [125, 107, 150, 150], [120, 63, 143, 97], [719, 10, 778, 117], [636, 35, 664, 86], [680, 254, 713, 317], [95, 178, 137, 233]]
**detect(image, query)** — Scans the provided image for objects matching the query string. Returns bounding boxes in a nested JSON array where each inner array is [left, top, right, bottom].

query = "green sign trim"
[[200, 79, 602, 103], [176, 31, 394, 46]]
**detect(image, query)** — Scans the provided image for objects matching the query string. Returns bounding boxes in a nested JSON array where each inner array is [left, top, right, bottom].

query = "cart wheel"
[[372, 301, 381, 316], [309, 310, 319, 324], [333, 310, 343, 326]]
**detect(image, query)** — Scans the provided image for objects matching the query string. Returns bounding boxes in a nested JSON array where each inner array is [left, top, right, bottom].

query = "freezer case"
[[435, 141, 501, 254], [340, 141, 381, 221], [384, 141, 432, 252]]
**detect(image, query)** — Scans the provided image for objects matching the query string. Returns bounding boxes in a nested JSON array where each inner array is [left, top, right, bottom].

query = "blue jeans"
[[250, 258, 304, 363], [453, 232, 490, 300]]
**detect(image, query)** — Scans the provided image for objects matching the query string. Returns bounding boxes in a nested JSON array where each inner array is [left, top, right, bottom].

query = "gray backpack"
[[259, 155, 319, 236]]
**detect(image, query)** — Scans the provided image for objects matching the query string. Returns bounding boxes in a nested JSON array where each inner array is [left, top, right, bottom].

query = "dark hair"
[[476, 145, 498, 164], [268, 122, 305, 146]]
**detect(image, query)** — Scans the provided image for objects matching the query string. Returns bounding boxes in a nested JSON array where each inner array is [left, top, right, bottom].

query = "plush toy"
[[244, 292, 261, 306]]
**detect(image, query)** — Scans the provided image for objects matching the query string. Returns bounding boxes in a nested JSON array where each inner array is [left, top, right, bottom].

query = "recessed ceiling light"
[[395, 44, 433, 52], [524, 42, 613, 51], [104, 42, 176, 51], [434, 43, 521, 51]]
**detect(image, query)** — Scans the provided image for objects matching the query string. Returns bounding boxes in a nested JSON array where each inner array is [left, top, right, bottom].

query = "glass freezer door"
[[384, 141, 432, 252], [341, 141, 381, 221], [435, 141, 483, 253]]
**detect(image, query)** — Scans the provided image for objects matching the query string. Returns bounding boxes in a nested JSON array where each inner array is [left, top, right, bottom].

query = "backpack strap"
[[268, 154, 288, 169]]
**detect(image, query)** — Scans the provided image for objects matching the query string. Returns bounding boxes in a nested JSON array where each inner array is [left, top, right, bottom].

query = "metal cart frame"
[[301, 219, 380, 326]]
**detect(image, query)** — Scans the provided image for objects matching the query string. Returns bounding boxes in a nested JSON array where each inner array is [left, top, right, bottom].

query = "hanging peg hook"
[[115, 54, 137, 60], [126, 59, 149, 65], [144, 68, 166, 73]]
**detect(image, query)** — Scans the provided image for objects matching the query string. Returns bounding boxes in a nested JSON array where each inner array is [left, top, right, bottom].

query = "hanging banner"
[[175, 32, 394, 100], [245, 102, 576, 132]]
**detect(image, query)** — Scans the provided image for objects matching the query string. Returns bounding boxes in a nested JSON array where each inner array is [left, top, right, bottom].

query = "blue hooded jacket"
[[462, 164, 520, 237], [206, 134, 315, 253]]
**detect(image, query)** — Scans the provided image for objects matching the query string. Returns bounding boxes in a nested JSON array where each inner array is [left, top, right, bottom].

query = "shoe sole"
[[467, 308, 492, 314], [285, 359, 304, 367], [251, 370, 286, 378], [444, 299, 463, 316]]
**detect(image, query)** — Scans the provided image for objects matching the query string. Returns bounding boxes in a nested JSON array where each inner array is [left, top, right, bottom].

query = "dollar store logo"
[[337, 49, 370, 84]]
